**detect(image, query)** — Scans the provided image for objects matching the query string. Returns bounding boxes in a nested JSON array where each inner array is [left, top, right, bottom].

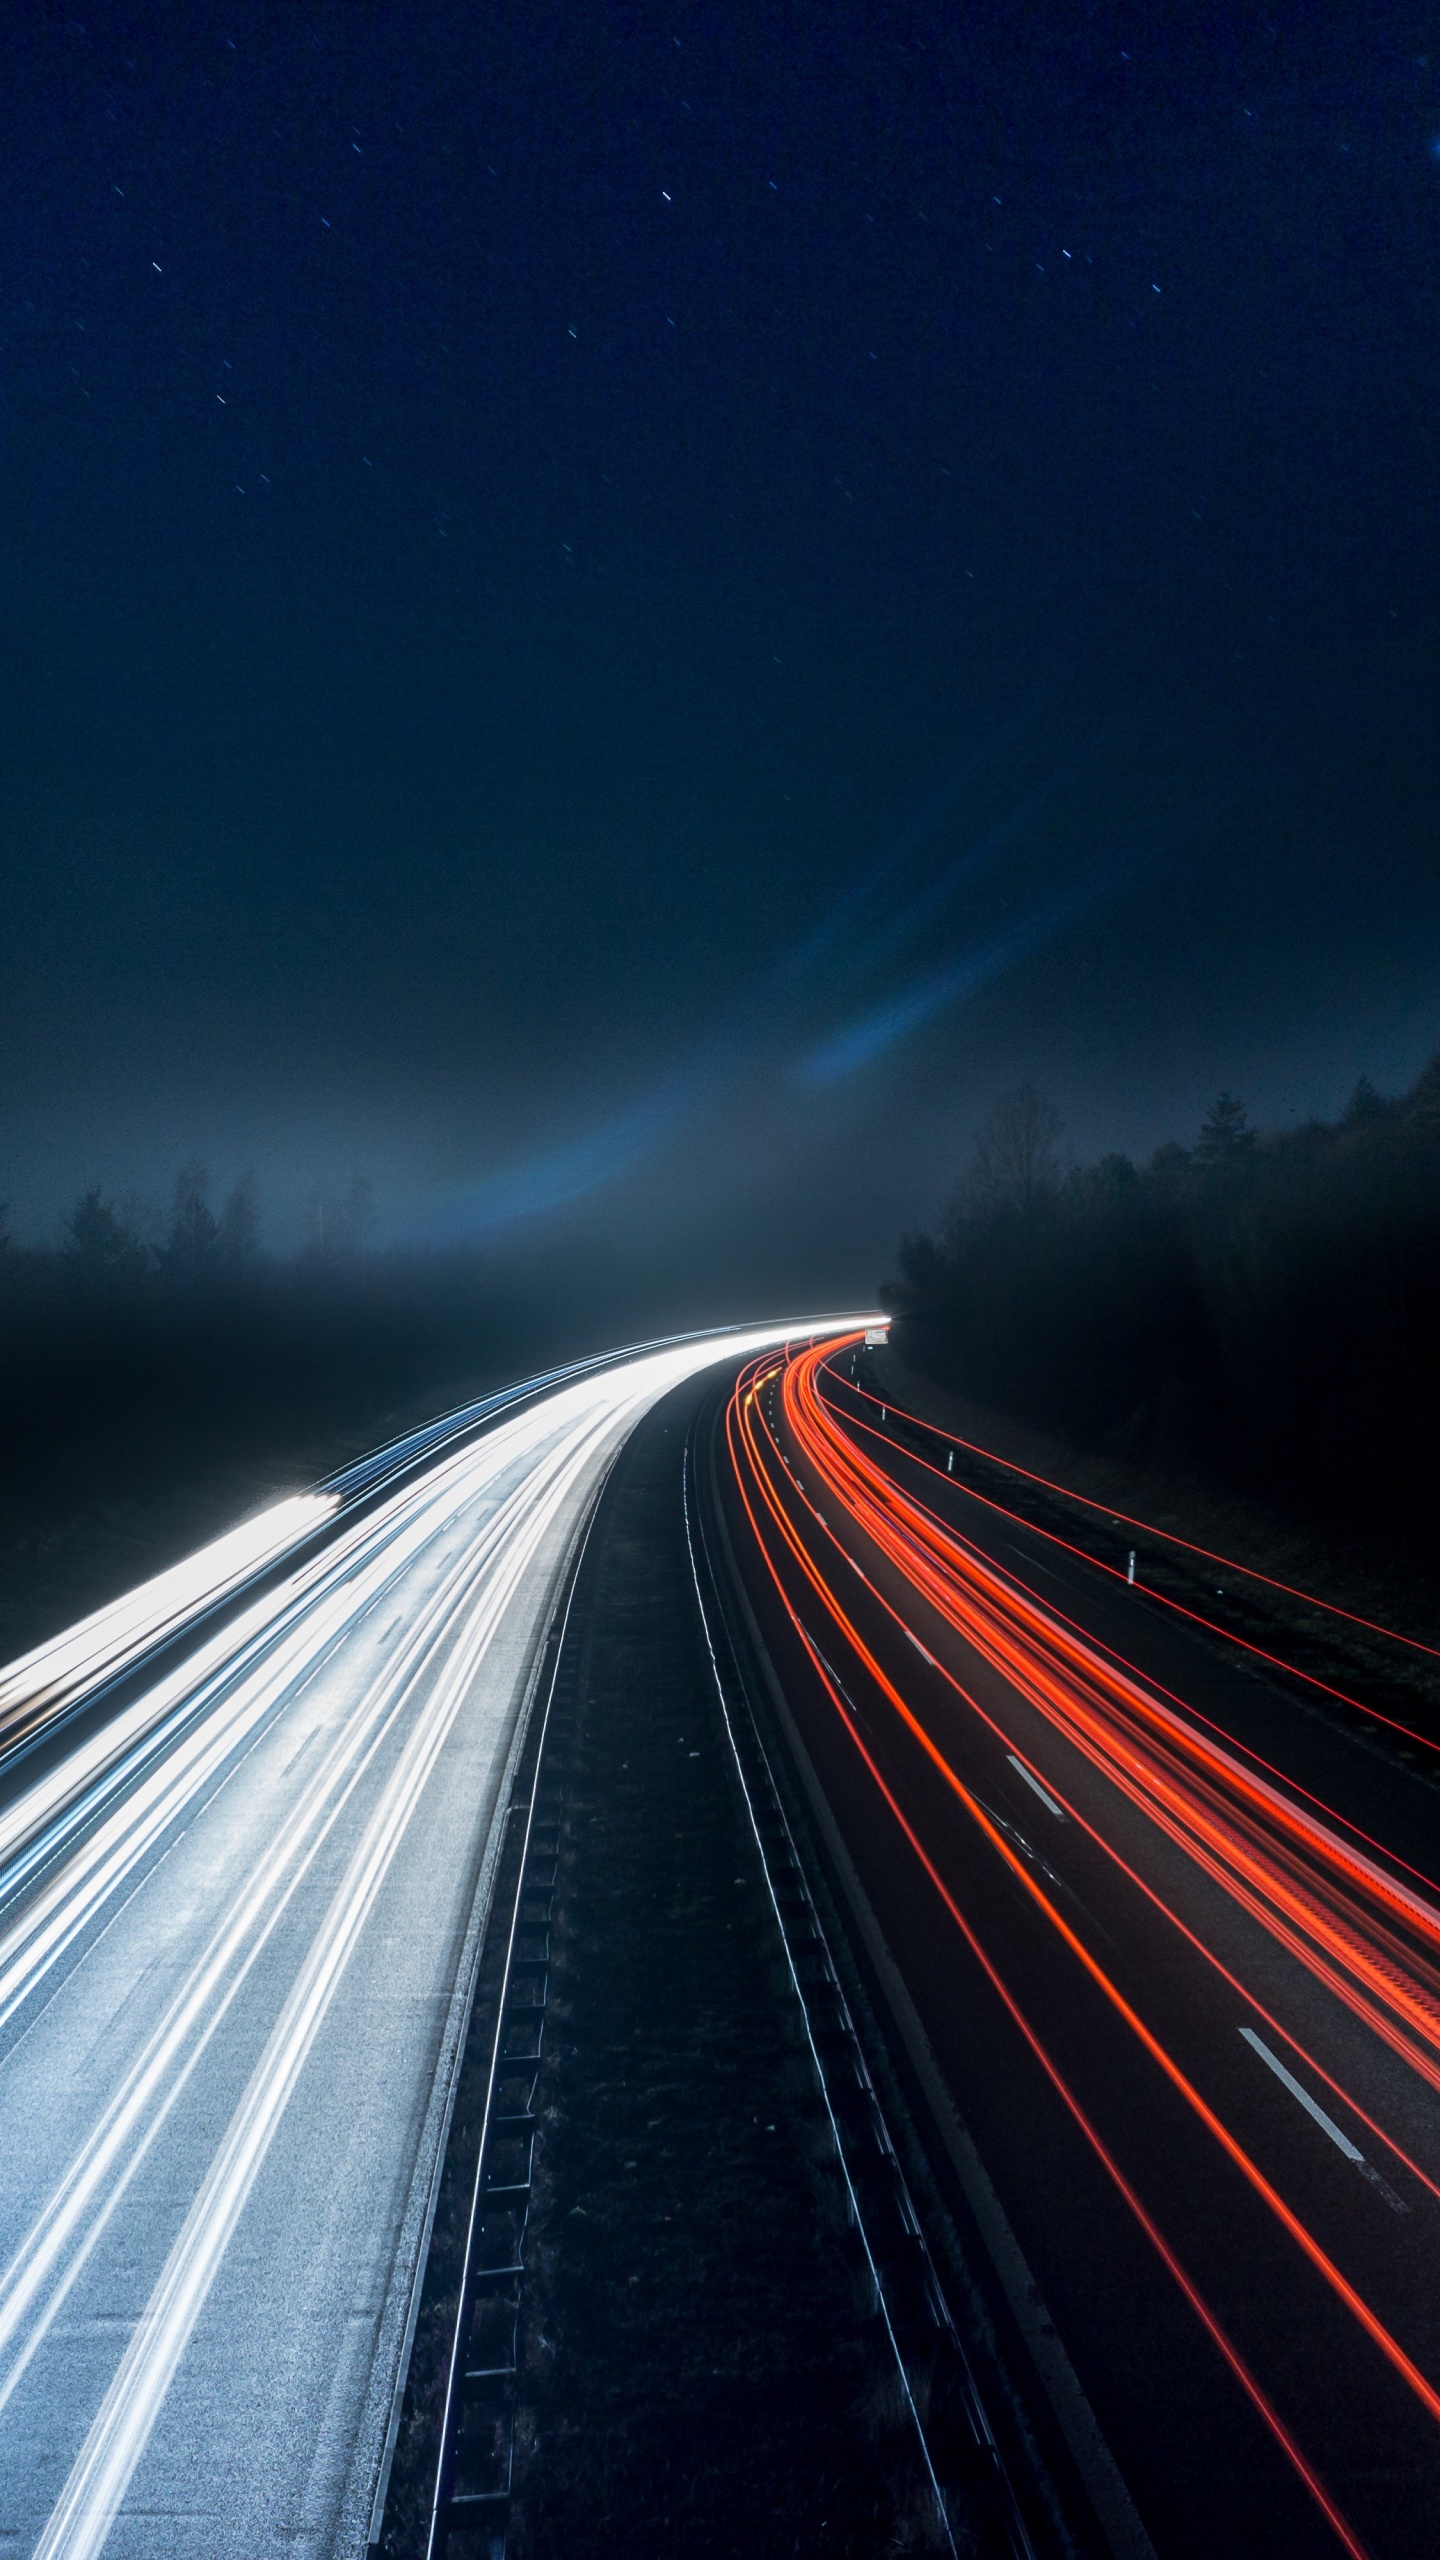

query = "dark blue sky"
[[2, 2, 1437, 1298]]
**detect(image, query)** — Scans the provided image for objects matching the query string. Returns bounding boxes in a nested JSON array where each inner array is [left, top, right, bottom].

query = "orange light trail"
[[725, 1340, 1440, 2553], [779, 1350, 1440, 2090], [778, 1610, 1374, 2560], [834, 1360, 1440, 1669], [826, 1369, 1440, 1764], [750, 1363, 1440, 2208], [821, 1380, 1440, 1903]]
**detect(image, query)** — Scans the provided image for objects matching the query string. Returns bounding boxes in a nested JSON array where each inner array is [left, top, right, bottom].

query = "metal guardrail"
[[417, 1481, 603, 2560], [383, 1349, 1040, 2559], [686, 1397, 1045, 2560]]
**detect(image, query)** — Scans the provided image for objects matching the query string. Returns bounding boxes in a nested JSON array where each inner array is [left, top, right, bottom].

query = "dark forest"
[[884, 1054, 1440, 1546], [0, 1174, 561, 1658]]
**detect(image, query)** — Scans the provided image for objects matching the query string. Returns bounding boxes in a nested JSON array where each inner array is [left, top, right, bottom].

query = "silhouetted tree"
[[63, 1187, 147, 1274], [1407, 1052, 1440, 1132], [883, 1046, 1440, 1538], [1193, 1090, 1255, 1171], [340, 1174, 375, 1255], [1149, 1140, 1193, 1187], [217, 1173, 262, 1268], [306, 1173, 376, 1263], [160, 1166, 220, 1280], [1072, 1152, 1143, 1207], [961, 1084, 1064, 1224], [1342, 1076, 1398, 1130]]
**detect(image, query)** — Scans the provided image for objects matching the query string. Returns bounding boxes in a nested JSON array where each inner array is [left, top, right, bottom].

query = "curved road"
[[722, 1336, 1440, 2560], [0, 1323, 847, 2560]]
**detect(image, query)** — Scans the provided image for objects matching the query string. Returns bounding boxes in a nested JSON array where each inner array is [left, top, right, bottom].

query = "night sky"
[[3, 3, 1437, 1306]]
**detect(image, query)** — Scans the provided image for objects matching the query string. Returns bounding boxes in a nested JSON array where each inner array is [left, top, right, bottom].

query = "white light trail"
[[0, 1495, 340, 1740], [0, 1319, 866, 2560]]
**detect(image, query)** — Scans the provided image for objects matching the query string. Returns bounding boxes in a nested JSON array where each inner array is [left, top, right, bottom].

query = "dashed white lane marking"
[[1239, 2027, 1363, 2159], [906, 1631, 937, 1666], [1005, 1754, 1067, 1820]]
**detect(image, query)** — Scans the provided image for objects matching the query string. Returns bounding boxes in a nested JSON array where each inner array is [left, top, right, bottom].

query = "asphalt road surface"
[[0, 1323, 838, 2560], [721, 1337, 1440, 2560], [13, 1315, 1429, 2560]]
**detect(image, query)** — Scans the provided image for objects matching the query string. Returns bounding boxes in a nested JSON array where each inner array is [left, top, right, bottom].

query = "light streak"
[[828, 1375, 1440, 1759], [778, 1607, 1374, 2560], [0, 1408, 612, 2424], [826, 1374, 1440, 1899], [28, 1389, 637, 2560], [781, 1352, 1440, 2078], [792, 879, 1109, 1086], [2, 1318, 861, 2558], [0, 1493, 339, 1748], [726, 1339, 1440, 2554], [835, 1364, 1440, 1665]]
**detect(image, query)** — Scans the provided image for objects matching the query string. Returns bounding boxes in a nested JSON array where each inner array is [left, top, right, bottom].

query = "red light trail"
[[840, 1368, 1440, 1666], [724, 1335, 1440, 2558]]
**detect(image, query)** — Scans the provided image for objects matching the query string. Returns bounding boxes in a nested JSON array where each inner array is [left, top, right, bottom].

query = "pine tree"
[[64, 1186, 147, 1272], [218, 1173, 262, 1267], [1194, 1090, 1255, 1169], [161, 1166, 220, 1278]]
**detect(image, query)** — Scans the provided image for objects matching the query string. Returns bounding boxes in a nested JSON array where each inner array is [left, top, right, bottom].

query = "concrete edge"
[[703, 1403, 1159, 2560], [356, 1480, 602, 2553]]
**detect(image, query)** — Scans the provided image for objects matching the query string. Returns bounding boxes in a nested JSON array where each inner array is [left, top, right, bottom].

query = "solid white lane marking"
[[1005, 1754, 1067, 1820], [1238, 2027, 1365, 2162]]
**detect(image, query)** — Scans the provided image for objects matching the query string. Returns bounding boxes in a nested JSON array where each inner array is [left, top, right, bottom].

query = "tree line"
[[4, 1165, 376, 1286], [0, 1166, 545, 1615], [882, 1053, 1440, 1541]]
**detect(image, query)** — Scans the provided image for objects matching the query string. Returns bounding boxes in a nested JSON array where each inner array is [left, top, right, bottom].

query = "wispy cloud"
[[792, 876, 1111, 1088], [418, 709, 1168, 1241], [845, 764, 1081, 983], [432, 1083, 694, 1235], [776, 698, 1045, 989]]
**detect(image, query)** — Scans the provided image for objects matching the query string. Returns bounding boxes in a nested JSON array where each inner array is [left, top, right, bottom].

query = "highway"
[[722, 1337, 1440, 2560], [0, 1321, 844, 2560]]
